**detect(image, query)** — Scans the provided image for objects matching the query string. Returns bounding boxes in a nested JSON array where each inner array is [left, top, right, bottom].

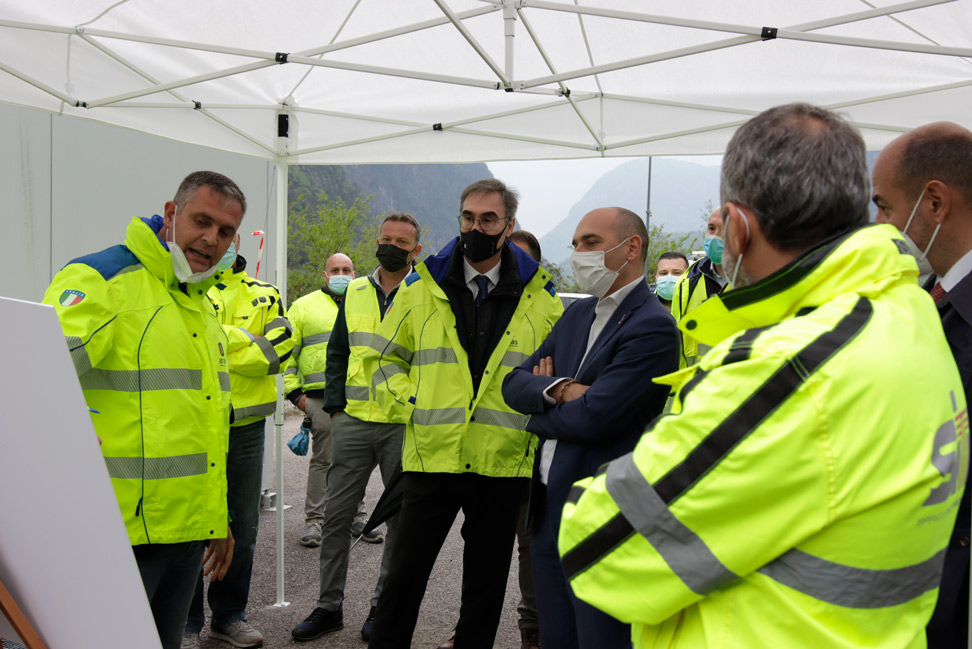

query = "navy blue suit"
[[927, 271, 972, 649], [502, 280, 678, 649]]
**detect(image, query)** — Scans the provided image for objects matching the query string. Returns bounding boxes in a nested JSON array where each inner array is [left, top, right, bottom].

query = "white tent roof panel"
[[2, 0, 970, 163]]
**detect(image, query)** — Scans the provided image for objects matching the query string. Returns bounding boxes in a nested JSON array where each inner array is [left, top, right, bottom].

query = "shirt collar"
[[598, 276, 643, 311], [463, 257, 502, 289], [939, 247, 972, 292], [370, 264, 413, 296]]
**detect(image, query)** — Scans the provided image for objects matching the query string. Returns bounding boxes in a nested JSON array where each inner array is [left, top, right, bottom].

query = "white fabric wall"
[[1, 103, 277, 302]]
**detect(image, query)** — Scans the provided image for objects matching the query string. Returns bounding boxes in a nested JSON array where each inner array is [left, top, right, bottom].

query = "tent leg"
[[273, 156, 290, 609]]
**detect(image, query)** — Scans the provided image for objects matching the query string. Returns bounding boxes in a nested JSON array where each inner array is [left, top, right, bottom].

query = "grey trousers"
[[304, 396, 366, 524], [317, 412, 404, 610]]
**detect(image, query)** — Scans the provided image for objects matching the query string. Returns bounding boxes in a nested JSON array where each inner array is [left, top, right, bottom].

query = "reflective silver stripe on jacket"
[[473, 407, 529, 431], [302, 332, 331, 347], [501, 350, 530, 368], [303, 371, 327, 384], [371, 364, 408, 390], [103, 453, 209, 480], [413, 347, 459, 366], [264, 317, 292, 334], [362, 333, 414, 364], [254, 336, 280, 374], [413, 407, 467, 426], [606, 453, 738, 595], [284, 366, 298, 376], [346, 385, 370, 401], [757, 547, 947, 609], [66, 335, 93, 375], [219, 372, 231, 392], [80, 368, 203, 392], [233, 401, 276, 421]]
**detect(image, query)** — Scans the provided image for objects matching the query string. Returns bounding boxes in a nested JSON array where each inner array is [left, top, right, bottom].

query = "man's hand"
[[203, 526, 235, 581], [296, 395, 307, 412], [561, 381, 590, 403], [533, 356, 555, 377]]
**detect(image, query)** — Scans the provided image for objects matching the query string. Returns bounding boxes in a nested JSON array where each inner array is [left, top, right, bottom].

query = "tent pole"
[[273, 154, 290, 609]]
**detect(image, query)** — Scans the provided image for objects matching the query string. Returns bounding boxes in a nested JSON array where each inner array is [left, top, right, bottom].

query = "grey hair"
[[721, 103, 869, 252], [461, 178, 519, 221], [173, 171, 247, 215]]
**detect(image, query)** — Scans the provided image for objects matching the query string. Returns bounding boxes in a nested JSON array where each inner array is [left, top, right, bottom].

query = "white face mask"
[[169, 206, 219, 284], [571, 238, 630, 298], [901, 189, 940, 277]]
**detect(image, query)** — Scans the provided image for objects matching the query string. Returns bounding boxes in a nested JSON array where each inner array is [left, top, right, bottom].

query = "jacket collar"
[[422, 237, 541, 291], [681, 224, 918, 348]]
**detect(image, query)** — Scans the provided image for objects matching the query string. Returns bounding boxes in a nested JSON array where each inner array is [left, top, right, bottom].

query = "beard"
[[722, 245, 753, 289]]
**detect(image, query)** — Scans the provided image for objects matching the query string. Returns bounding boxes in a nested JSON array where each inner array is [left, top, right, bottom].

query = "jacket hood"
[[131, 215, 224, 291], [421, 237, 542, 288], [682, 224, 920, 348]]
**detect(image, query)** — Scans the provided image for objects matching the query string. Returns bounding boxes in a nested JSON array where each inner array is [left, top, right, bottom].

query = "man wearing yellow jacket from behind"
[[182, 240, 292, 649], [43, 171, 243, 649], [559, 104, 968, 649], [366, 179, 563, 649]]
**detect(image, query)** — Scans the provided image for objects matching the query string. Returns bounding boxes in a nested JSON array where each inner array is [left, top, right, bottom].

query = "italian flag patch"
[[59, 289, 85, 307]]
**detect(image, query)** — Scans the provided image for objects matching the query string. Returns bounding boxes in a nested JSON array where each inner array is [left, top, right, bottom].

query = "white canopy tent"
[[3, 0, 971, 617]]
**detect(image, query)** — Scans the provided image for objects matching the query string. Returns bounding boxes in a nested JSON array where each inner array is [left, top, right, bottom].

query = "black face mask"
[[376, 243, 413, 272], [461, 229, 505, 263]]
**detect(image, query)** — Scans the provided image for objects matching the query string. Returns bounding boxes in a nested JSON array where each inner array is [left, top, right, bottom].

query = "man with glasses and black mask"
[[291, 212, 422, 643], [365, 179, 563, 649]]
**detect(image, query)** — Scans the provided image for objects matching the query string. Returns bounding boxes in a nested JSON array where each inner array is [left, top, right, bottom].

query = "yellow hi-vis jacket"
[[670, 255, 724, 369], [283, 289, 340, 395], [343, 276, 395, 423], [44, 216, 231, 546], [208, 264, 293, 426], [368, 239, 563, 476], [559, 225, 968, 649]]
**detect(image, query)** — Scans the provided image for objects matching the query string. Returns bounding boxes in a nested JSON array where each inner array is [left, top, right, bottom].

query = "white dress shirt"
[[463, 257, 502, 299], [939, 247, 972, 292], [538, 276, 644, 484]]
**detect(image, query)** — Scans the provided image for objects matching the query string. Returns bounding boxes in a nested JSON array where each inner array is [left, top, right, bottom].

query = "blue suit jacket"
[[502, 280, 679, 528]]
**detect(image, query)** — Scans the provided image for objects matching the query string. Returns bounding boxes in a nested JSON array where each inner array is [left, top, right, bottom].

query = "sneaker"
[[361, 605, 377, 641], [351, 520, 384, 544], [292, 605, 344, 641], [210, 620, 264, 648], [301, 520, 323, 547], [181, 632, 201, 649]]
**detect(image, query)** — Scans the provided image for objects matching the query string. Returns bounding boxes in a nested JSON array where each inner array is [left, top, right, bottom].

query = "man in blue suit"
[[503, 207, 679, 649]]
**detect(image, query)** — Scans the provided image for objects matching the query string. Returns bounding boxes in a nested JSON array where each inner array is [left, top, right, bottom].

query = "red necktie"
[[930, 282, 946, 305]]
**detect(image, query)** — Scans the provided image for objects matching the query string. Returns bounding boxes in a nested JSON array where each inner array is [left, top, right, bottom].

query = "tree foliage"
[[287, 190, 381, 301], [645, 223, 698, 281]]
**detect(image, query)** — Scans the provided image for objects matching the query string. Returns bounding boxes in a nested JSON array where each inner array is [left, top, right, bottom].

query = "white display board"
[[0, 296, 161, 649]]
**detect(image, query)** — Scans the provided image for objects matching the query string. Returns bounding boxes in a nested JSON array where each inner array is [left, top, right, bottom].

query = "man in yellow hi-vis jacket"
[[559, 104, 968, 649], [366, 179, 563, 649], [43, 171, 244, 649]]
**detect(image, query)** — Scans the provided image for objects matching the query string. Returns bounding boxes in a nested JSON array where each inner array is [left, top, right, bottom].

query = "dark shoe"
[[291, 605, 344, 641], [300, 520, 323, 547], [361, 605, 376, 641], [437, 634, 455, 649], [520, 627, 541, 649], [352, 520, 384, 544]]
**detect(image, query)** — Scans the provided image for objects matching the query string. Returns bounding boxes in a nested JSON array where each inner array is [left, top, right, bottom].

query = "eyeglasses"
[[458, 214, 509, 234]]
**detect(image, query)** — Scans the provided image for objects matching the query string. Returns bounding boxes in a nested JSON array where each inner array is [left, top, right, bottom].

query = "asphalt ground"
[[193, 412, 524, 649]]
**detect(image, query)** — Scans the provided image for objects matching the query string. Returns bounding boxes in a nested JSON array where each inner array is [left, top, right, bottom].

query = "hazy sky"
[[488, 155, 722, 238]]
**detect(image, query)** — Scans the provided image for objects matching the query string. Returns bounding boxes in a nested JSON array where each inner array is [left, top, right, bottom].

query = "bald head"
[[572, 207, 647, 297], [890, 122, 972, 203], [324, 253, 354, 278]]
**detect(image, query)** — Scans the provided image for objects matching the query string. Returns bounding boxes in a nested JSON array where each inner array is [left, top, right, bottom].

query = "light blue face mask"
[[216, 242, 237, 271], [654, 274, 678, 300], [328, 275, 353, 295], [703, 235, 723, 264]]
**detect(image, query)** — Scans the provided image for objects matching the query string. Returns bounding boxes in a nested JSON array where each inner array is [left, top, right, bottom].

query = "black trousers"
[[368, 472, 528, 649]]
